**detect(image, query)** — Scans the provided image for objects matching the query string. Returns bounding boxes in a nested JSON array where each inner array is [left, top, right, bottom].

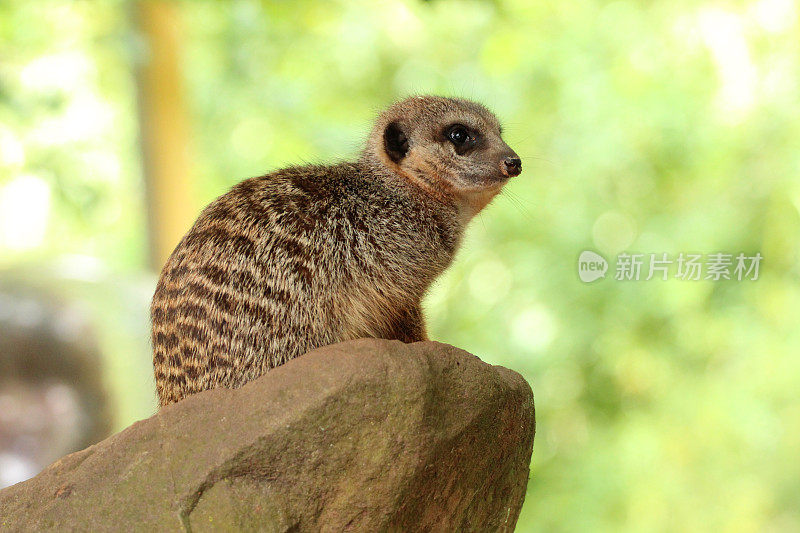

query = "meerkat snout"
[[502, 156, 522, 177]]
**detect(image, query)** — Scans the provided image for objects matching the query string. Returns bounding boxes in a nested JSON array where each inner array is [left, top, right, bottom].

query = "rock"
[[0, 339, 535, 532]]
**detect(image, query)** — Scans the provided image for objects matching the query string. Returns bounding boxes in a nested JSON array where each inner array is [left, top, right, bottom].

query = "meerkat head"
[[363, 95, 521, 219]]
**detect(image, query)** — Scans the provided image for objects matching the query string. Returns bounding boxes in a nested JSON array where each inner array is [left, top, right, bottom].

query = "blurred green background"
[[1, 0, 799, 530]]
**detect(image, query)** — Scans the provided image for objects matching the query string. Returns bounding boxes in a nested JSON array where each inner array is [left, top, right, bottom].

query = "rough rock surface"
[[0, 339, 535, 532]]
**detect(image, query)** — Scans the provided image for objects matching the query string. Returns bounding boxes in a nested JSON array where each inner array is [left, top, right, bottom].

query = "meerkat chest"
[[344, 206, 455, 291], [333, 217, 451, 334]]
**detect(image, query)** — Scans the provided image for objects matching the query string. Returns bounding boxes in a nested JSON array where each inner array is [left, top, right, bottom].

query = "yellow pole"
[[133, 0, 196, 271]]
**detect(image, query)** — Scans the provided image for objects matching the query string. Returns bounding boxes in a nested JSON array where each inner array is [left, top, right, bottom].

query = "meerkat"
[[151, 95, 522, 407]]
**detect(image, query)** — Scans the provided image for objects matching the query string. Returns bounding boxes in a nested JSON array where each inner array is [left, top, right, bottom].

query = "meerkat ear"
[[383, 121, 409, 163]]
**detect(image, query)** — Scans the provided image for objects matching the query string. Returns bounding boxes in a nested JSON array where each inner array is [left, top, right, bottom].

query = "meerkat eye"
[[446, 124, 470, 146]]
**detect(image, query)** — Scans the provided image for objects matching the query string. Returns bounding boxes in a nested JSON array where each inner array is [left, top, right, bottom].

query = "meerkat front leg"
[[386, 304, 428, 343]]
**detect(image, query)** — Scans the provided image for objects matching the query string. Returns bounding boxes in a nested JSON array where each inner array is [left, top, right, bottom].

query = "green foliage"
[[2, 0, 799, 530]]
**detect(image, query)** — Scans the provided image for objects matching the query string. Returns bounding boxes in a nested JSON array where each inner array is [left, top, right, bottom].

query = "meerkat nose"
[[502, 156, 522, 177]]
